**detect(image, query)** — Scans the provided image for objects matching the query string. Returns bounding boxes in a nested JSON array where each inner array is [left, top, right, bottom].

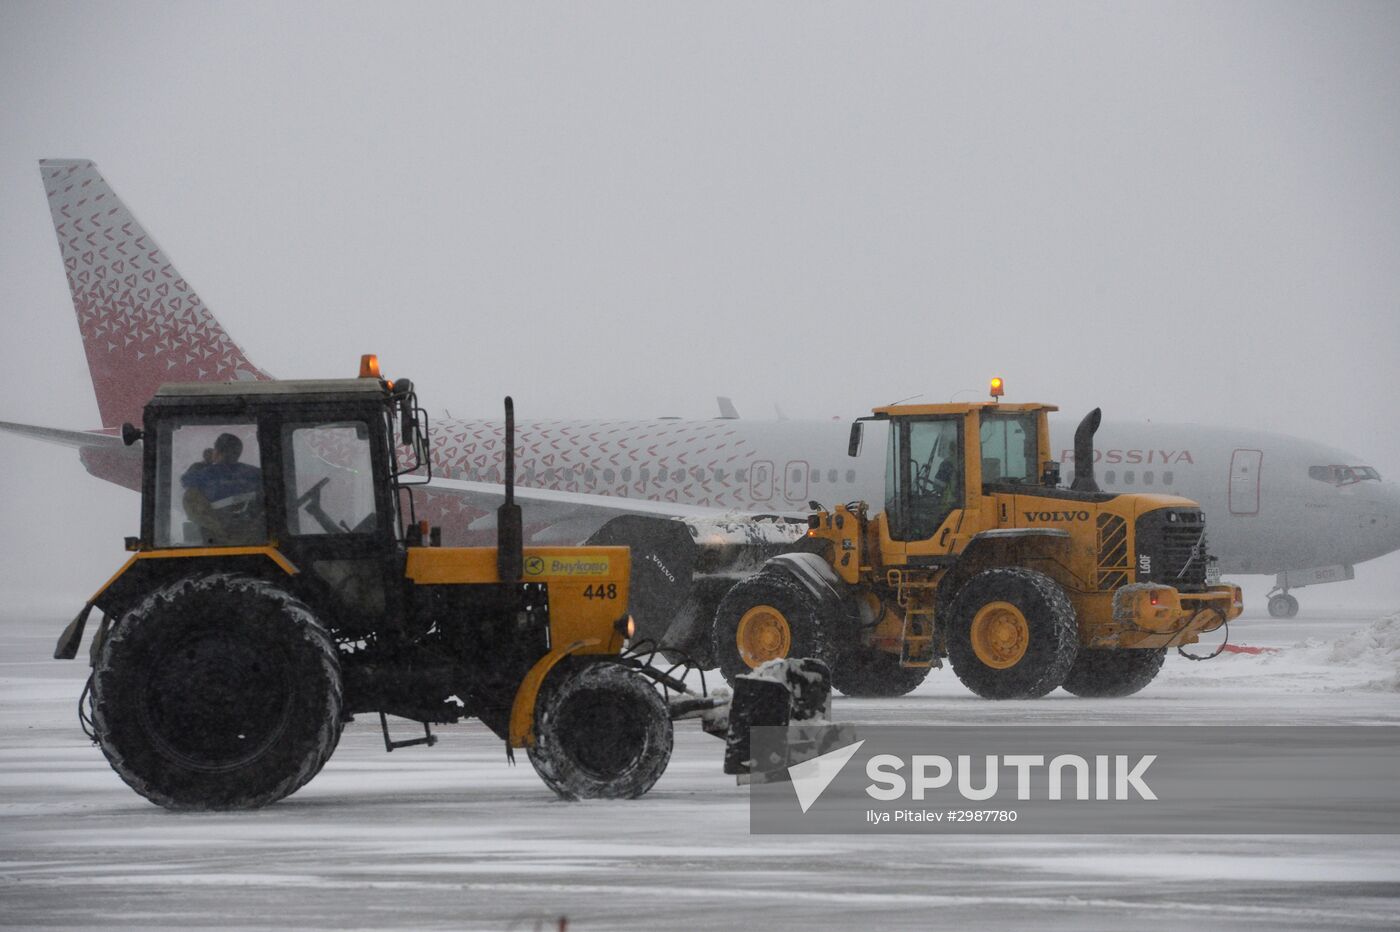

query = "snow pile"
[[1282, 610, 1400, 692], [1329, 611, 1400, 692]]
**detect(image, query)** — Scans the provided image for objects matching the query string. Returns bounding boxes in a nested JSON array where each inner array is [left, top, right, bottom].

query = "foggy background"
[[1, 1, 1397, 608]]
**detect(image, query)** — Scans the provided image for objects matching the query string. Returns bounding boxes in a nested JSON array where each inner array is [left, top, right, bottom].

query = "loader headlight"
[[615, 615, 636, 639]]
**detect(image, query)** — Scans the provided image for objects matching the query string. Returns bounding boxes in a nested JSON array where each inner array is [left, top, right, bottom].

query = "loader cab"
[[866, 402, 1058, 558], [139, 378, 412, 631]]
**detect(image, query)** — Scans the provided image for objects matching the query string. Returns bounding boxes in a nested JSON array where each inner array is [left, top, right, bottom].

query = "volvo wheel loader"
[[711, 381, 1244, 700], [54, 357, 827, 809]]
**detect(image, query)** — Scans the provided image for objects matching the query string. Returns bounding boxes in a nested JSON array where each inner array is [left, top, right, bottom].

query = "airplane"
[[5, 158, 1399, 664]]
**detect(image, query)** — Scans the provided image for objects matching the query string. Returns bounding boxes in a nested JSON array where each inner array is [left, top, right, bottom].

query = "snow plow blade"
[[703, 658, 832, 776]]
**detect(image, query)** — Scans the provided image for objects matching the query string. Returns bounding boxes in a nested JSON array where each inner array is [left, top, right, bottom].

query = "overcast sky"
[[1, 1, 1397, 604]]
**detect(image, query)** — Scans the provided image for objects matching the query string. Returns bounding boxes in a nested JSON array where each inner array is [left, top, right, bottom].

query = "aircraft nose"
[[1362, 481, 1400, 557]]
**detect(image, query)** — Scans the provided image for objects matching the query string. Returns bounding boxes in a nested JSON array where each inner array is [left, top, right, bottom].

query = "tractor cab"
[[130, 359, 429, 633]]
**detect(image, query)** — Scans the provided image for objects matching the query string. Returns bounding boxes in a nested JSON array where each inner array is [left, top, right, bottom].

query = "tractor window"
[[156, 419, 264, 547], [979, 412, 1038, 484], [887, 417, 963, 541], [283, 422, 379, 536]]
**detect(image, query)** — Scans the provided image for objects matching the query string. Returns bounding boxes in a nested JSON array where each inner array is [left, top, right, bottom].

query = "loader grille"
[[1135, 508, 1209, 592]]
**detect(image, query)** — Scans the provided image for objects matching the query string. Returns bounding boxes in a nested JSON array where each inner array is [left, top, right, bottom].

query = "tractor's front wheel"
[[528, 662, 673, 800], [946, 569, 1078, 699], [92, 573, 343, 810]]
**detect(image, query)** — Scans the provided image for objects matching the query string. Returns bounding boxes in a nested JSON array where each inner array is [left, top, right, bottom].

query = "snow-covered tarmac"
[[3, 605, 1398, 930]]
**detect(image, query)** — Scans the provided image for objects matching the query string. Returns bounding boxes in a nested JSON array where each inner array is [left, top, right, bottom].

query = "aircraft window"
[[811, 469, 820, 484], [603, 468, 615, 483], [791, 468, 802, 483], [736, 469, 747, 482], [1311, 464, 1381, 485], [1144, 471, 1154, 485], [715, 468, 726, 482], [672, 469, 684, 482], [622, 467, 632, 482], [585, 469, 596, 484], [846, 469, 856, 483], [1104, 470, 1115, 485], [828, 469, 837, 483], [639, 467, 649, 483], [1164, 471, 1174, 486], [1124, 470, 1135, 485]]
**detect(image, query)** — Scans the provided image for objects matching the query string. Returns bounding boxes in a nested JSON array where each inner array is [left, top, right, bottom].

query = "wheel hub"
[[736, 604, 792, 668], [969, 601, 1029, 669]]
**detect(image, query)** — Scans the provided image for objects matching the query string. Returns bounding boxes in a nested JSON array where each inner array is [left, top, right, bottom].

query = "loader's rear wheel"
[[92, 574, 343, 810], [947, 569, 1078, 699], [1061, 647, 1167, 698], [712, 572, 829, 688], [528, 662, 673, 800], [832, 644, 932, 697]]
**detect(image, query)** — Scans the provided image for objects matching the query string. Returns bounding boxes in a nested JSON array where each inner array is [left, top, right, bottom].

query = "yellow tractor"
[[712, 382, 1243, 699], [55, 358, 824, 809]]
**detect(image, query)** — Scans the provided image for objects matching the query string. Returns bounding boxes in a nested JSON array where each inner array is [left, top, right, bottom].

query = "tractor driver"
[[181, 432, 264, 544]]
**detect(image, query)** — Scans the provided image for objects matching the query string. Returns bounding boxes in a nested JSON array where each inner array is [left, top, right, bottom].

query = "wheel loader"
[[711, 381, 1244, 699], [54, 356, 827, 809]]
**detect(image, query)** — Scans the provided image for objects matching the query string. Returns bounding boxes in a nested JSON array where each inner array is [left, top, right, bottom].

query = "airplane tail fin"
[[39, 159, 269, 429]]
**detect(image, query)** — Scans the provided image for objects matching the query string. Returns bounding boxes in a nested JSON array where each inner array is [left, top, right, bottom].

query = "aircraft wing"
[[0, 421, 122, 449]]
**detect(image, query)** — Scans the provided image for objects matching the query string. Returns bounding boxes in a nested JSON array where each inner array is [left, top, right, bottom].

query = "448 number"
[[583, 583, 618, 600]]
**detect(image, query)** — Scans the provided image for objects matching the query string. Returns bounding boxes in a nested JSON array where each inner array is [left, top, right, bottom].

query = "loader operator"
[[181, 432, 263, 544]]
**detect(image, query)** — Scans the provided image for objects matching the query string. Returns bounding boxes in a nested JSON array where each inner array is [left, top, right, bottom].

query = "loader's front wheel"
[[528, 662, 673, 800], [1061, 647, 1167, 698], [712, 572, 829, 689], [92, 574, 343, 810], [947, 569, 1078, 699]]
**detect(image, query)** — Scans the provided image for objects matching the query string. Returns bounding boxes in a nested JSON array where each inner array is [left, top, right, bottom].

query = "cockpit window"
[[1309, 464, 1381, 486]]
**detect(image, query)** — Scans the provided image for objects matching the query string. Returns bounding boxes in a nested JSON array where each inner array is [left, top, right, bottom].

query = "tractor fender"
[[760, 552, 856, 623], [508, 638, 603, 748], [55, 547, 300, 661]]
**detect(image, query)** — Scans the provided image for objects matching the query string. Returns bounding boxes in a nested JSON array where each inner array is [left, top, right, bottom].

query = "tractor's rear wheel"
[[712, 571, 828, 689], [528, 662, 673, 800], [1061, 647, 1167, 698], [832, 644, 932, 697], [92, 573, 343, 810], [946, 569, 1078, 699]]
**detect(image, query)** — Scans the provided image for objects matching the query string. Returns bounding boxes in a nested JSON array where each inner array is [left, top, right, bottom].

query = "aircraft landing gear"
[[1267, 592, 1299, 619]]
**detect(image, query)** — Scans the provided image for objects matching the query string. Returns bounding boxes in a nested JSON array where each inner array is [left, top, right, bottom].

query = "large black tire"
[[946, 568, 1078, 700], [528, 662, 673, 800], [711, 571, 829, 689], [832, 644, 932, 697], [92, 574, 343, 810], [1061, 647, 1167, 698]]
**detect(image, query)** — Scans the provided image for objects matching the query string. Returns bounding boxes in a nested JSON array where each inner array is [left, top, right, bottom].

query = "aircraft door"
[[750, 460, 774, 501], [784, 460, 809, 504], [1229, 448, 1262, 515]]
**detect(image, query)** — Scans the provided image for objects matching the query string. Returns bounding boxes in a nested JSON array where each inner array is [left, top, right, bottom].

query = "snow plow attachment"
[[657, 657, 832, 777]]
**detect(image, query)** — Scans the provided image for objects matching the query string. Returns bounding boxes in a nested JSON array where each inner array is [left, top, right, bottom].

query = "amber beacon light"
[[359, 354, 381, 379], [989, 377, 1005, 399]]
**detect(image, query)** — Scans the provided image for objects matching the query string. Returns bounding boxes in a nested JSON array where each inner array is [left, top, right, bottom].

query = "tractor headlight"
[[614, 615, 636, 640]]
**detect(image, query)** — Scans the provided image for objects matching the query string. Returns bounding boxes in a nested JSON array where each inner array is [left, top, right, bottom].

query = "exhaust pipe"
[[497, 396, 523, 582], [1071, 407, 1102, 493]]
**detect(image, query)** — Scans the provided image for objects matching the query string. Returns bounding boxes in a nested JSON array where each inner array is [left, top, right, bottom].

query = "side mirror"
[[121, 422, 143, 446], [847, 422, 864, 458], [400, 406, 415, 446]]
